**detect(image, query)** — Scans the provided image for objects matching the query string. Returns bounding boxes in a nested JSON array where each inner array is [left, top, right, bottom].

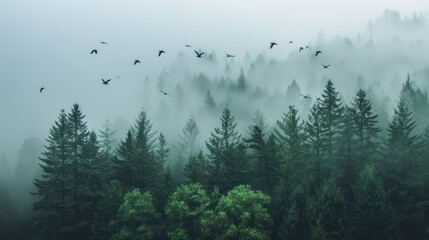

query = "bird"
[[158, 50, 165, 57], [322, 64, 330, 69], [90, 49, 97, 54], [160, 90, 172, 97], [305, 45, 310, 49], [226, 53, 235, 58], [289, 41, 294, 44], [299, 93, 311, 99], [101, 78, 111, 85], [269, 42, 278, 49], [100, 42, 108, 45], [134, 59, 141, 65], [299, 47, 304, 52], [315, 50, 322, 56], [194, 50, 204, 58], [40, 87, 45, 93], [185, 45, 192, 48]]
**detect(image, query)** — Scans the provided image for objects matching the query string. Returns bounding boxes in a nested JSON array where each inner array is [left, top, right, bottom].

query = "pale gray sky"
[[0, 0, 428, 165]]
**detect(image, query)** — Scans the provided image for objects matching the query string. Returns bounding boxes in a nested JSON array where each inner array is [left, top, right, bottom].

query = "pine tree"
[[183, 151, 208, 185], [98, 120, 117, 178], [204, 90, 217, 110], [179, 116, 201, 158], [33, 109, 72, 240], [382, 99, 427, 239], [245, 126, 281, 194], [113, 130, 136, 189], [350, 164, 396, 240], [275, 106, 308, 181], [156, 133, 170, 166], [206, 106, 249, 191], [306, 99, 326, 188], [236, 68, 248, 91], [351, 89, 380, 166], [319, 80, 344, 167]]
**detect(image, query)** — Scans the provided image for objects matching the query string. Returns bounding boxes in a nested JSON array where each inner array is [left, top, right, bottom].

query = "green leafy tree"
[[112, 189, 160, 240], [165, 184, 211, 240], [201, 185, 272, 240]]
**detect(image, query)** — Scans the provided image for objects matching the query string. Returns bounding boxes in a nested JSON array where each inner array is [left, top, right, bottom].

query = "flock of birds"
[[39, 41, 330, 99]]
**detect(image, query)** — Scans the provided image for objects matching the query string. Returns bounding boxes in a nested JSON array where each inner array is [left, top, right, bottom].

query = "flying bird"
[[305, 45, 310, 49], [194, 50, 204, 58], [158, 50, 165, 57], [100, 42, 108, 45], [160, 90, 172, 97], [299, 93, 311, 99], [322, 64, 330, 69], [185, 45, 192, 48], [40, 87, 45, 93], [90, 49, 97, 54], [101, 78, 111, 85], [269, 42, 278, 49], [134, 59, 141, 65], [315, 50, 322, 56], [226, 53, 235, 58], [289, 41, 294, 44], [299, 47, 304, 52]]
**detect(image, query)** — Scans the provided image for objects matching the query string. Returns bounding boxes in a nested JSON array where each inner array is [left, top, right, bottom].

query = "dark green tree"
[[350, 164, 396, 240], [113, 130, 136, 189], [183, 150, 209, 185]]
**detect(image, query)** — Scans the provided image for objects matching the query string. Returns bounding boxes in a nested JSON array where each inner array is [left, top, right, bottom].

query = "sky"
[[0, 0, 428, 166]]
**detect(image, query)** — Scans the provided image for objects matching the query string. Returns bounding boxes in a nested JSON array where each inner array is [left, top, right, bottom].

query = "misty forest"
[[3, 7, 429, 240]]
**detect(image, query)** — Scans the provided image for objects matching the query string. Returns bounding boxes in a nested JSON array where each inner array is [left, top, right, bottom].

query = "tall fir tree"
[[183, 150, 209, 185], [113, 130, 136, 189], [206, 106, 249, 191], [351, 89, 380, 167], [98, 120, 117, 178], [179, 116, 201, 158]]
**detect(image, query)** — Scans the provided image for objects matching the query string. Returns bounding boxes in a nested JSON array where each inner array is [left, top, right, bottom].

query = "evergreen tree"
[[350, 164, 396, 240], [206, 106, 249, 191], [156, 133, 170, 166], [33, 109, 72, 240], [98, 120, 117, 178], [183, 150, 208, 185], [275, 106, 308, 181], [236, 68, 248, 91], [179, 116, 201, 158], [245, 126, 281, 194], [383, 99, 427, 239], [319, 80, 344, 167], [351, 89, 380, 166], [113, 130, 136, 189], [204, 90, 217, 110]]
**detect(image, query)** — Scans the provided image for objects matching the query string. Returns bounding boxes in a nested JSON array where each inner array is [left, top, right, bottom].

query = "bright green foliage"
[[112, 189, 159, 240], [165, 184, 210, 240], [201, 185, 272, 240], [350, 164, 396, 240]]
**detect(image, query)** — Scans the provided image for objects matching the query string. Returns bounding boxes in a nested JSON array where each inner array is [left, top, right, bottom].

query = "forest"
[[16, 76, 429, 240], [1, 7, 429, 240]]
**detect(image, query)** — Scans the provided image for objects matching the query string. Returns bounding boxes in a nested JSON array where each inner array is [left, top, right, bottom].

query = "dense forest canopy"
[[2, 6, 429, 240]]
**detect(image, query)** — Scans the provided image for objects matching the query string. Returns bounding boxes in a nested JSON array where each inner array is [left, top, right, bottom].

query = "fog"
[[1, 0, 429, 238]]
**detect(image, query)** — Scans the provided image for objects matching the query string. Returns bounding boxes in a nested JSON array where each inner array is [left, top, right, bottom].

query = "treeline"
[[33, 78, 429, 240]]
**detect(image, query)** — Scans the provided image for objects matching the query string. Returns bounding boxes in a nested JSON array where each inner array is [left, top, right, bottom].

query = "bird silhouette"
[[299, 47, 304, 52], [90, 49, 97, 54], [134, 59, 141, 65], [323, 64, 330, 69], [100, 42, 108, 45], [269, 42, 278, 49], [40, 87, 45, 93], [299, 93, 311, 99], [158, 50, 165, 57], [194, 50, 204, 58], [289, 41, 294, 44], [315, 50, 322, 56], [305, 45, 310, 49], [185, 45, 192, 48], [160, 90, 172, 97], [101, 78, 111, 85], [226, 53, 236, 58]]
